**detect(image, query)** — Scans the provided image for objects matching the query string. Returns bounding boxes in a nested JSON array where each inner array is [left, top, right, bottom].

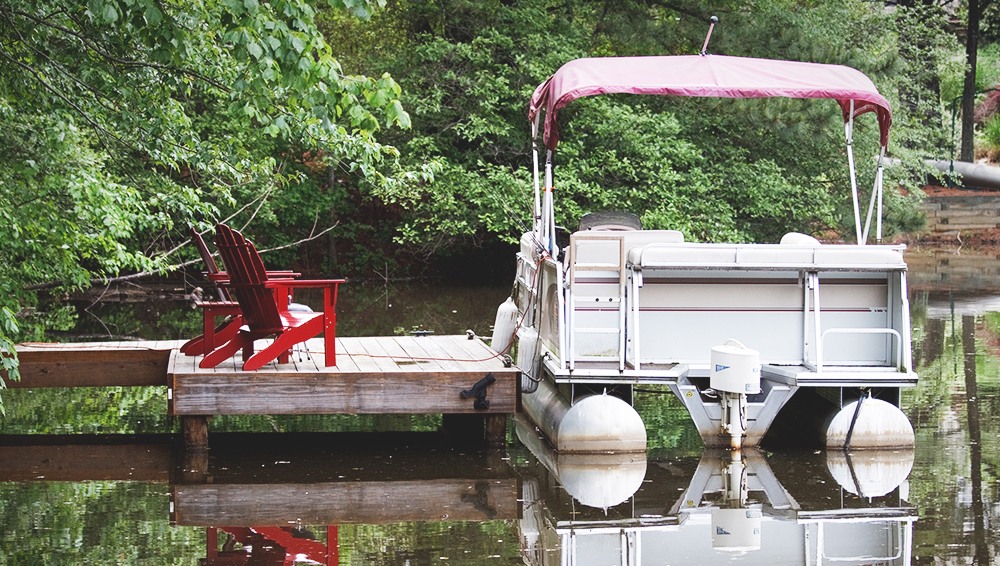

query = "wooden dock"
[[9, 335, 520, 447]]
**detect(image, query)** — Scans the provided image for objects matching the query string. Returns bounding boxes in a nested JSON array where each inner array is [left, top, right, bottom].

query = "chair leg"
[[179, 335, 204, 355], [181, 317, 241, 356], [243, 320, 322, 371], [200, 333, 252, 369], [324, 314, 337, 367]]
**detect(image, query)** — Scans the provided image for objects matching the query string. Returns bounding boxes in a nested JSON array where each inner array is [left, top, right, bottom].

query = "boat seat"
[[626, 243, 905, 270], [812, 247, 906, 266], [571, 230, 684, 268], [779, 232, 821, 245]]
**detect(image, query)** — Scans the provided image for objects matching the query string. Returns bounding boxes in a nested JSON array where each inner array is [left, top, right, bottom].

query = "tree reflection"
[[963, 315, 990, 566]]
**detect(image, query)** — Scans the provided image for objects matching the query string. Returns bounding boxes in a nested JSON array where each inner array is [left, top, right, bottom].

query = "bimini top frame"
[[527, 54, 893, 251]]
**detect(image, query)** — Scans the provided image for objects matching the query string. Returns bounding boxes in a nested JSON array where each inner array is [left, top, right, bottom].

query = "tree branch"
[[25, 221, 341, 291], [11, 7, 230, 92]]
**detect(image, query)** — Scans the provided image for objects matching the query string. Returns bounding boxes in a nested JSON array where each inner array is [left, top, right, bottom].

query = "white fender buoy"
[[826, 397, 914, 449], [490, 297, 518, 354], [516, 327, 539, 393], [558, 453, 647, 509], [558, 394, 647, 453], [826, 449, 914, 498]]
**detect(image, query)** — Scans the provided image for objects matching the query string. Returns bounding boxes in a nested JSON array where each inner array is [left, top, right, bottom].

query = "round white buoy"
[[490, 297, 518, 354], [558, 394, 647, 453], [826, 398, 914, 449], [558, 453, 647, 509], [826, 449, 914, 498]]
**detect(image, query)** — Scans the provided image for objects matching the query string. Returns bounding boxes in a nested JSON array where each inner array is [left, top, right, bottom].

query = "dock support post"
[[181, 449, 210, 483], [485, 414, 507, 448], [182, 416, 210, 451], [442, 414, 508, 448]]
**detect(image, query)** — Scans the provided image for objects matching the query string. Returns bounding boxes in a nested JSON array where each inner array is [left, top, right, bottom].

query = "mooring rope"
[[843, 390, 868, 451]]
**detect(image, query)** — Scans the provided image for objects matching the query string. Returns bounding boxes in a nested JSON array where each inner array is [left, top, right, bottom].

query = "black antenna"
[[700, 15, 719, 56]]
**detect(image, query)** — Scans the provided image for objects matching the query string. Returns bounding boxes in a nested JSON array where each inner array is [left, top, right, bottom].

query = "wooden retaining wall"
[[921, 191, 1000, 233]]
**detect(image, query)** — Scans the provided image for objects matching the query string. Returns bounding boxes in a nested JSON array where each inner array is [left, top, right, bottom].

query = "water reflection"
[[1, 429, 921, 565], [168, 434, 517, 565], [515, 417, 916, 565], [908, 248, 1000, 318], [2, 248, 1000, 562], [962, 314, 991, 566], [203, 525, 336, 565], [168, 434, 518, 526]]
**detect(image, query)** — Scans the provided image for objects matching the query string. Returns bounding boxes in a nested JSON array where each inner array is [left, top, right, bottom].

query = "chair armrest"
[[193, 301, 242, 314], [265, 279, 345, 314], [209, 270, 300, 283], [193, 300, 240, 307], [264, 279, 346, 289]]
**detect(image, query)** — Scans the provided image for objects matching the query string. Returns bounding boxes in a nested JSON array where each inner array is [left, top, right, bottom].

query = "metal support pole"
[[845, 100, 863, 245]]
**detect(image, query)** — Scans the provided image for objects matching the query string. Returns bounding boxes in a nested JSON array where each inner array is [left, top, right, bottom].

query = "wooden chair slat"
[[199, 223, 344, 371]]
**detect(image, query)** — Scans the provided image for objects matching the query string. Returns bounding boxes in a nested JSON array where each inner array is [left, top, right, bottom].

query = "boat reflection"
[[516, 419, 916, 565], [0, 428, 917, 564]]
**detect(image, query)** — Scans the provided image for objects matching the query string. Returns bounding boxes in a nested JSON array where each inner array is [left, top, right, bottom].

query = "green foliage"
[[941, 43, 1000, 104], [348, 0, 926, 249], [0, 0, 975, 379], [985, 114, 1000, 152], [0, 481, 204, 565], [0, 0, 417, 387]]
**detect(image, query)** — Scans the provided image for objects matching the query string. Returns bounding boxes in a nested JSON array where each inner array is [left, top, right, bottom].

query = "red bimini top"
[[529, 54, 892, 151]]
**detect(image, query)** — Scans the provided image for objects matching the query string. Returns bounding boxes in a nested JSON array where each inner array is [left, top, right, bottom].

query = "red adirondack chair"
[[180, 227, 306, 357], [179, 227, 243, 356], [199, 224, 343, 371]]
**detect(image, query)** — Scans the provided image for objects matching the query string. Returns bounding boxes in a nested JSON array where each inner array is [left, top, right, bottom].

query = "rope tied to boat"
[[843, 389, 869, 451]]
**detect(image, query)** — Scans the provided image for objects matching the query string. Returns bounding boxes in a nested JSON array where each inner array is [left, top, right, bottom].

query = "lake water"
[[1, 247, 998, 565]]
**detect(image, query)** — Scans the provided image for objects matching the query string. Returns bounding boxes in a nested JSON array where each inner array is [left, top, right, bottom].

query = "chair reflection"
[[203, 525, 336, 566], [515, 418, 917, 566], [167, 435, 520, 566]]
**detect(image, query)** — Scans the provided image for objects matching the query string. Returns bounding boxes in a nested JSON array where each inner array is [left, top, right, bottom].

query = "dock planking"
[[8, 335, 519, 447], [8, 340, 180, 388]]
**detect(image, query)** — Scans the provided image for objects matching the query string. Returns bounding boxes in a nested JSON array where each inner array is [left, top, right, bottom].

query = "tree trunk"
[[960, 0, 982, 162]]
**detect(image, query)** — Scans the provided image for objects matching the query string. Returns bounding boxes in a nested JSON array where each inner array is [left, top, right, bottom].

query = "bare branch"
[[25, 221, 341, 291]]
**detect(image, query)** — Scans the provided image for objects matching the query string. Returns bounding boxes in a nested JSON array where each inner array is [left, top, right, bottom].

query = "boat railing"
[[810, 328, 903, 372], [555, 232, 911, 378]]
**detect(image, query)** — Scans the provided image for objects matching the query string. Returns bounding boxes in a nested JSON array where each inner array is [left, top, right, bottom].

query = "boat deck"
[[544, 358, 918, 388]]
